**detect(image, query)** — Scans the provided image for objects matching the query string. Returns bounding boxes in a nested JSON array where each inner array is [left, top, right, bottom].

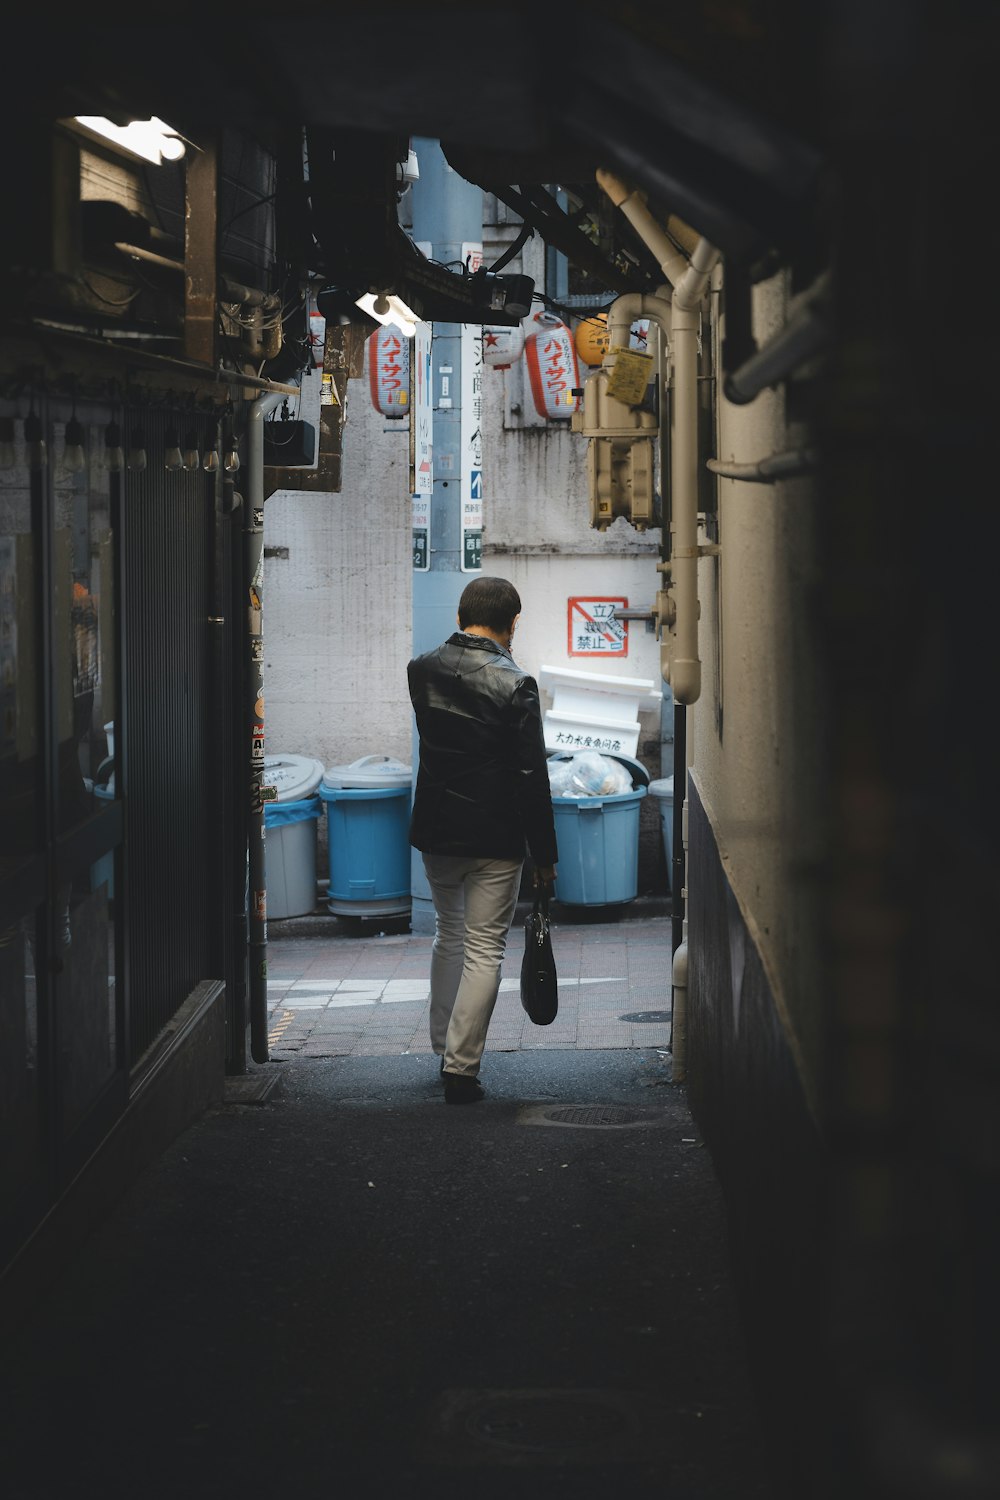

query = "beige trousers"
[[422, 853, 523, 1077]]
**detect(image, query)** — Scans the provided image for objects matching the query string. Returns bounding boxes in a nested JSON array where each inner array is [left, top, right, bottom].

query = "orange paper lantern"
[[575, 314, 610, 367]]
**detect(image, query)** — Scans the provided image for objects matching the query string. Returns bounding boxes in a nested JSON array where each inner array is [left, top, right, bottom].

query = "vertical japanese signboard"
[[461, 243, 483, 572], [412, 321, 433, 571]]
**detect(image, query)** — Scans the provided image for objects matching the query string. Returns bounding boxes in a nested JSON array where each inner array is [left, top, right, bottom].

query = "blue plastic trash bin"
[[549, 752, 649, 906], [647, 775, 674, 893], [320, 756, 412, 917]]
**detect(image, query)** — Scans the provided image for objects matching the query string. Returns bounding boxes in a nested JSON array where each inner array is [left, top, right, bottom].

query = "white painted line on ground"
[[267, 977, 628, 1012]]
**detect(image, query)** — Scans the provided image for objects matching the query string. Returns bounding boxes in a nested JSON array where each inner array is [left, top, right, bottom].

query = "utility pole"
[[408, 138, 483, 934]]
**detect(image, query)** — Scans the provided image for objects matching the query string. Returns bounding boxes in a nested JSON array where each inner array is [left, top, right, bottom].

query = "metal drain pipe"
[[707, 447, 821, 483], [246, 389, 286, 1064]]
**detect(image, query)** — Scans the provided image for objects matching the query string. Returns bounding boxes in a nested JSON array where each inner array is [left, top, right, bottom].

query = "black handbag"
[[520, 888, 558, 1025]]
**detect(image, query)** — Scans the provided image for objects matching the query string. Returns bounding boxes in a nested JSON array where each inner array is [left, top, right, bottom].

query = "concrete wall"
[[689, 266, 827, 1094]]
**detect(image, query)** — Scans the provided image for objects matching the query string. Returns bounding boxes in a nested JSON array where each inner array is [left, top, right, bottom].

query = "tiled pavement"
[[265, 908, 674, 1061]]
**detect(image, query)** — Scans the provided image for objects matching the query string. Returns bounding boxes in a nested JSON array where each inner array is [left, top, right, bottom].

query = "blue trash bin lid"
[[264, 753, 325, 801], [322, 754, 411, 790], [647, 776, 674, 798]]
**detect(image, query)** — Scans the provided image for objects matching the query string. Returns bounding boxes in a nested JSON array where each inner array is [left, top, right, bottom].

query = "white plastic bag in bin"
[[548, 750, 634, 797]]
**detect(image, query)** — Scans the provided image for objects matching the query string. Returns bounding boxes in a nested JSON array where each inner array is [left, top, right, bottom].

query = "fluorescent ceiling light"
[[73, 116, 186, 165], [355, 292, 419, 338]]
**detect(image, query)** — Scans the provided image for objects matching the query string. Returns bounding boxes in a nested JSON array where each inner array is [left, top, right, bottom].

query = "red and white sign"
[[524, 312, 581, 420], [368, 327, 410, 419], [568, 597, 628, 657]]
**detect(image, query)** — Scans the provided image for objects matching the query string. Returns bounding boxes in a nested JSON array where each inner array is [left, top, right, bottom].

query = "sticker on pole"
[[568, 597, 628, 657]]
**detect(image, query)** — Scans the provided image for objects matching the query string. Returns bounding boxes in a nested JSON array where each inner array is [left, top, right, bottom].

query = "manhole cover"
[[469, 1394, 629, 1453], [543, 1105, 645, 1128], [619, 1010, 672, 1023], [424, 1387, 666, 1466]]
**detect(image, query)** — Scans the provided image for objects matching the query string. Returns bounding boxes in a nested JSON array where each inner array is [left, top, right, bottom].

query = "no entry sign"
[[568, 597, 628, 657]]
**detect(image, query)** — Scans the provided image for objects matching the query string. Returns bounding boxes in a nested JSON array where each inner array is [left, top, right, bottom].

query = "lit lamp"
[[355, 291, 419, 338], [71, 115, 186, 166]]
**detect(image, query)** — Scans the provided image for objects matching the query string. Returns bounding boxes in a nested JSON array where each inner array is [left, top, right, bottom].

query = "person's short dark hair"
[[458, 575, 521, 634]]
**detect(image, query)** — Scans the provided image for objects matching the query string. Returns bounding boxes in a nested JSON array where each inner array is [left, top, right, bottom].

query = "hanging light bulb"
[[63, 415, 87, 473], [103, 419, 124, 472], [127, 428, 147, 471], [224, 437, 241, 473], [0, 415, 15, 469], [202, 426, 220, 473], [182, 429, 201, 471], [24, 410, 47, 471], [163, 426, 184, 471]]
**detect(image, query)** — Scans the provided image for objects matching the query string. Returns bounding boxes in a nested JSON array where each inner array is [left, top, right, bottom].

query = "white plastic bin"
[[263, 754, 325, 918]]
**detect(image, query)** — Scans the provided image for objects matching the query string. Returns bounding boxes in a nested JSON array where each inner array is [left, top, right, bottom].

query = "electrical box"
[[572, 366, 657, 531], [263, 420, 316, 467]]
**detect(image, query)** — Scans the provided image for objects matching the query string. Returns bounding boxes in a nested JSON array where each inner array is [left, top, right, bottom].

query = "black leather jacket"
[[407, 632, 558, 866]]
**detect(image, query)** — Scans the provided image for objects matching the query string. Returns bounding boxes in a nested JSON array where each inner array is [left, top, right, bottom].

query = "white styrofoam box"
[[543, 709, 641, 758], [538, 665, 660, 726]]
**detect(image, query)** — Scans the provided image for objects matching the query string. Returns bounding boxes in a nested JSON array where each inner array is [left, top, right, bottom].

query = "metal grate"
[[543, 1105, 646, 1128]]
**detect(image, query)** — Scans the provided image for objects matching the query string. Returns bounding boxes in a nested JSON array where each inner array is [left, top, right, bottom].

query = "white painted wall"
[[479, 360, 665, 743], [263, 379, 414, 775]]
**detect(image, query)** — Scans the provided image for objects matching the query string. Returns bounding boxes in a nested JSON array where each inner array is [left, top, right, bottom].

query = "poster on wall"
[[460, 243, 483, 572], [413, 321, 433, 496], [412, 492, 430, 571], [567, 597, 628, 657], [412, 320, 433, 571]]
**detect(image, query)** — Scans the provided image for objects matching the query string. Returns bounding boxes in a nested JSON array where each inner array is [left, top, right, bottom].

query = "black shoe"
[[439, 1056, 446, 1076], [443, 1073, 484, 1105]]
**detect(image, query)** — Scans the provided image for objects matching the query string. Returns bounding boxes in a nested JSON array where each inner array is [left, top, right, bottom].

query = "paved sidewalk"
[[265, 906, 674, 1062]]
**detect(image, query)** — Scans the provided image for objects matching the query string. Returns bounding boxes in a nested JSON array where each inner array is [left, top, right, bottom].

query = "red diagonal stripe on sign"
[[572, 601, 618, 643]]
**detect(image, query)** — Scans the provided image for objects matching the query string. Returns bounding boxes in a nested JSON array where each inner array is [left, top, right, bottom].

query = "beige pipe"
[[595, 170, 719, 705], [595, 170, 718, 706], [606, 290, 673, 353], [671, 932, 688, 1081], [595, 169, 691, 288]]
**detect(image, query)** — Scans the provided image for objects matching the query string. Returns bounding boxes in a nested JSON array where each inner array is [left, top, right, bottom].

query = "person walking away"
[[407, 575, 557, 1104]]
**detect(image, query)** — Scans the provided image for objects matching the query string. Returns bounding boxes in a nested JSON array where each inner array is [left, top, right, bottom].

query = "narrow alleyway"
[[3, 911, 788, 1498]]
